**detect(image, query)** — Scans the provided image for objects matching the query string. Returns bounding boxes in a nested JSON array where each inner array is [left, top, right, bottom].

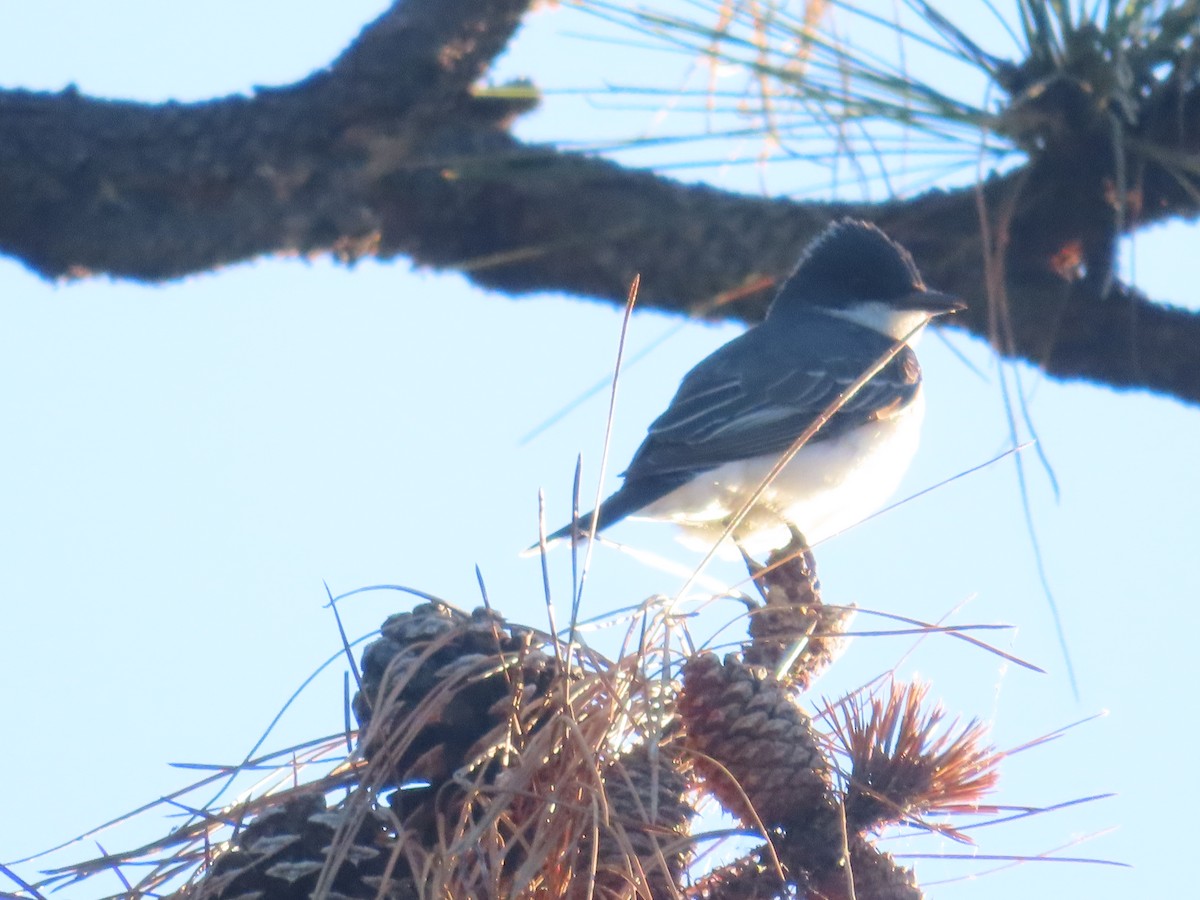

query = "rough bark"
[[1, 0, 1199, 405]]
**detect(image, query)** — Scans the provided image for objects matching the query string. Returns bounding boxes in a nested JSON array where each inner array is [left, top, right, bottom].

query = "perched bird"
[[538, 219, 963, 555]]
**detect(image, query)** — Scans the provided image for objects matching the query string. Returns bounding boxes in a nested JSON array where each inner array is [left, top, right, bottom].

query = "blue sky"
[[1, 3, 1197, 898]]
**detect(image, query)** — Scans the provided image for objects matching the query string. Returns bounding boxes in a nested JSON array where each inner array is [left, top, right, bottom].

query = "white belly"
[[636, 392, 925, 554]]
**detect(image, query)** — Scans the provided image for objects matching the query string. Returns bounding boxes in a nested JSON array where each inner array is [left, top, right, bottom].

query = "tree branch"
[[1, 0, 1198, 407], [0, 0, 535, 278]]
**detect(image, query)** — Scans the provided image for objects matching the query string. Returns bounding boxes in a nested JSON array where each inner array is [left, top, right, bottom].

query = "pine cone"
[[352, 603, 558, 827], [806, 838, 921, 900], [687, 848, 790, 900], [678, 654, 839, 860], [743, 542, 853, 689], [593, 741, 694, 898], [184, 794, 415, 900]]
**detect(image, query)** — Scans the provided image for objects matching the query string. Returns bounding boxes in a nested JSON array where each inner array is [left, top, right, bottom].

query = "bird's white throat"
[[822, 301, 935, 343]]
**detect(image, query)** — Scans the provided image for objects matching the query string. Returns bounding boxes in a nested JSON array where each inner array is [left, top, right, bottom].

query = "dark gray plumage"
[[539, 219, 961, 550]]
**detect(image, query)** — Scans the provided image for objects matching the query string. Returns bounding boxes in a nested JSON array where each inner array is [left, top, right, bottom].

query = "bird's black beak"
[[897, 289, 966, 315]]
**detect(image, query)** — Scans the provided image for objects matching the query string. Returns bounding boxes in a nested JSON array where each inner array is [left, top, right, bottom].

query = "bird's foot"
[[736, 541, 769, 604], [784, 523, 811, 556]]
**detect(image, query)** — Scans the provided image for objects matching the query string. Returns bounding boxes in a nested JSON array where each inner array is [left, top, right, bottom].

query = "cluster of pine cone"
[[184, 541, 993, 899]]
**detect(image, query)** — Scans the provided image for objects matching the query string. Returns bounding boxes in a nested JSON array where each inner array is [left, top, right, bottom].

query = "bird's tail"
[[522, 475, 690, 556], [522, 492, 632, 556]]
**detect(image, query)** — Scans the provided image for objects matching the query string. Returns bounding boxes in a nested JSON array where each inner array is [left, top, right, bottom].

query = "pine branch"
[[1, 0, 1198, 406]]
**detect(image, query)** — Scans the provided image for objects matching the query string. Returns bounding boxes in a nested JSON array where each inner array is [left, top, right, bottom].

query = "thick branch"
[[0, 0, 1198, 406], [360, 137, 1200, 403], [0, 0, 534, 278]]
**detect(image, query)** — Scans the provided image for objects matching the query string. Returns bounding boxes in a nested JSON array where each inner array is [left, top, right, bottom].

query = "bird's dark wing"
[[535, 314, 921, 548], [622, 316, 921, 477]]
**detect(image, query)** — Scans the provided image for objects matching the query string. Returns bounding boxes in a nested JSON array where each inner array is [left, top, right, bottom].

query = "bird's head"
[[767, 219, 964, 340]]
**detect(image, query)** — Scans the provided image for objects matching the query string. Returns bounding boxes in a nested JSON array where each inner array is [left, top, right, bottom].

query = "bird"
[[536, 218, 964, 556]]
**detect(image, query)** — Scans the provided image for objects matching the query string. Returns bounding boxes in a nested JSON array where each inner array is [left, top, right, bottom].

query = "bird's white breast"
[[636, 391, 925, 554]]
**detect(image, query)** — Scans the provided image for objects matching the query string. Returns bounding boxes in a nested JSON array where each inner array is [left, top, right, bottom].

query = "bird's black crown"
[[769, 219, 926, 314]]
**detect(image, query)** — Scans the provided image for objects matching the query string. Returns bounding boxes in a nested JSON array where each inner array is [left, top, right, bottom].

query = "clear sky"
[[1, 3, 1196, 899]]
